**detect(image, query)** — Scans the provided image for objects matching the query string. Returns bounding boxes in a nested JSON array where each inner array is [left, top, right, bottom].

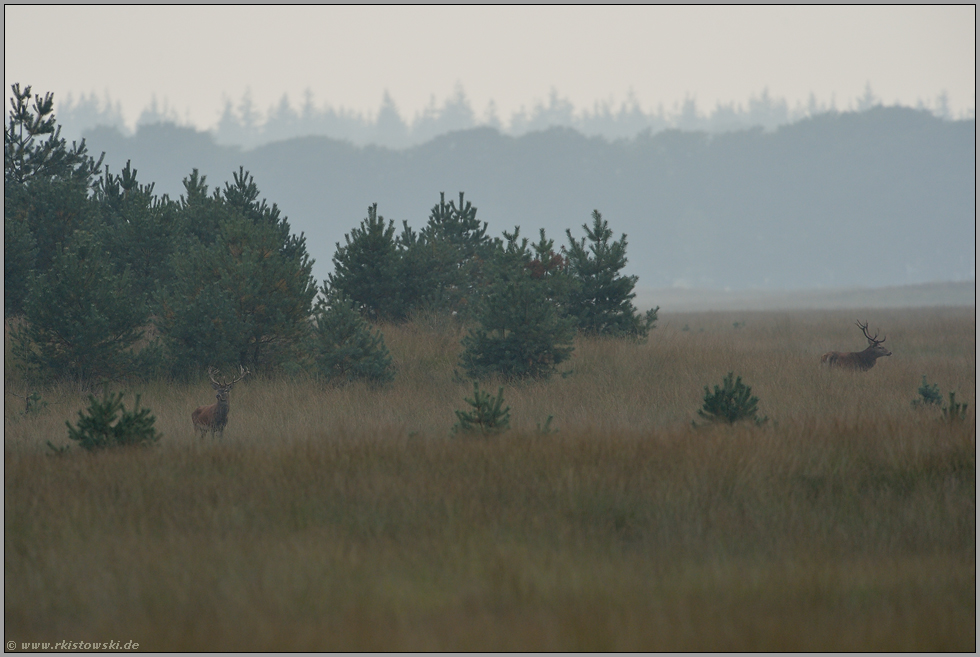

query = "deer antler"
[[856, 320, 885, 345], [229, 365, 250, 385], [207, 365, 250, 387]]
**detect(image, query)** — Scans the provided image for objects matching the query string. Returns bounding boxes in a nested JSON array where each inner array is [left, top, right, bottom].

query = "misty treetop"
[[54, 83, 965, 151]]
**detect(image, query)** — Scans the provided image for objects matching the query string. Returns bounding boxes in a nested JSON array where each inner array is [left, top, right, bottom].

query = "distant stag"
[[821, 321, 892, 371], [192, 366, 250, 436]]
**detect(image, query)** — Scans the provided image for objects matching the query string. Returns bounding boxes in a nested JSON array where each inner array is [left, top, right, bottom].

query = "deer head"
[[208, 365, 249, 401], [856, 320, 892, 358]]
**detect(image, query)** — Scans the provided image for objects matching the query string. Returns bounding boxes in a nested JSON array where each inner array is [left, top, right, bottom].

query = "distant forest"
[[80, 105, 975, 291], [57, 84, 966, 150]]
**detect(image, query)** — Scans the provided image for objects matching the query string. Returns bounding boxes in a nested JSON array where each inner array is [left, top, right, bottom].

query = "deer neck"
[[213, 397, 231, 423], [857, 346, 880, 369]]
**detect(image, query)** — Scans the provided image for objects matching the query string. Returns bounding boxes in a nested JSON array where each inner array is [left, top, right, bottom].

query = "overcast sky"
[[4, 5, 976, 130]]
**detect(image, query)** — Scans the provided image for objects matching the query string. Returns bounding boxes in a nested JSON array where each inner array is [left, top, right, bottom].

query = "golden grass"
[[4, 307, 976, 650]]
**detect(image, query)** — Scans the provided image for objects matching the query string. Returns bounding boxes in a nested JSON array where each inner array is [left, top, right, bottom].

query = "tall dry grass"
[[4, 307, 975, 650]]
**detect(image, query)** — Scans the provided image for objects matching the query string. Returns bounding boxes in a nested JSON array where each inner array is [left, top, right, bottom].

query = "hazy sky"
[[4, 5, 976, 130]]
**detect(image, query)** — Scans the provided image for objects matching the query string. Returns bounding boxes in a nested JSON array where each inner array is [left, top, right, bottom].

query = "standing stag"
[[821, 321, 892, 371], [192, 366, 250, 436]]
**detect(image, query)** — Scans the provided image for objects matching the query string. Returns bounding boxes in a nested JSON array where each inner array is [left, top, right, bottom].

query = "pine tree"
[[5, 83, 104, 316], [327, 204, 401, 321], [459, 228, 575, 380], [65, 390, 160, 451], [697, 372, 768, 425], [399, 192, 493, 318], [11, 231, 148, 385], [452, 382, 510, 436], [95, 160, 180, 305], [156, 169, 317, 376], [309, 288, 395, 386], [565, 210, 657, 338]]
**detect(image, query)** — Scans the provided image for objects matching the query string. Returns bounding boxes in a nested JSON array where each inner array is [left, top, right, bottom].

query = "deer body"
[[192, 366, 249, 436], [821, 321, 891, 371]]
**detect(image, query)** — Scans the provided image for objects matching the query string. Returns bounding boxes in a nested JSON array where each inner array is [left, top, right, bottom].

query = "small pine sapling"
[[697, 372, 768, 426], [64, 390, 161, 451], [942, 391, 969, 423], [911, 375, 943, 408], [452, 382, 511, 437]]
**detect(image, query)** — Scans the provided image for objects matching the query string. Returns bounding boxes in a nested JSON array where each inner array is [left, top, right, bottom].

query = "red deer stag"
[[821, 321, 892, 371], [192, 366, 250, 436]]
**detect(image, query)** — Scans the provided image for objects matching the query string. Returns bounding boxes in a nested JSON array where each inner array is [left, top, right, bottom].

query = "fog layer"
[[83, 106, 975, 290]]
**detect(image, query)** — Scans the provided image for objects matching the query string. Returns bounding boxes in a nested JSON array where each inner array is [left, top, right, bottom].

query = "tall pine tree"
[[327, 203, 401, 321], [5, 84, 104, 316], [156, 169, 317, 376], [565, 210, 657, 338]]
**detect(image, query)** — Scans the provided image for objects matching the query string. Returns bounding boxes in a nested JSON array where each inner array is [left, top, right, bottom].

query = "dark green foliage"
[[398, 192, 493, 318], [527, 228, 574, 307], [325, 191, 496, 322], [565, 210, 657, 338], [4, 209, 36, 315], [911, 378, 970, 422], [911, 375, 943, 408], [420, 191, 490, 257], [452, 382, 510, 436], [942, 392, 969, 423], [309, 288, 395, 386], [95, 160, 180, 303], [5, 83, 104, 316], [459, 228, 575, 380], [698, 372, 768, 425], [175, 168, 220, 245], [65, 390, 160, 451], [4, 83, 103, 187], [393, 221, 456, 318], [11, 231, 149, 385], [327, 204, 401, 322], [156, 169, 317, 376]]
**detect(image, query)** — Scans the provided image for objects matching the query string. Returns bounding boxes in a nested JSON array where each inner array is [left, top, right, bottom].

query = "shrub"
[[697, 372, 768, 425], [911, 375, 943, 408], [309, 288, 395, 386], [452, 382, 511, 436], [65, 390, 161, 451]]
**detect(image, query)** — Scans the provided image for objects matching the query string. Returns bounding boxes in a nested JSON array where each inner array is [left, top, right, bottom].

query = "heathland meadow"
[[4, 306, 975, 650]]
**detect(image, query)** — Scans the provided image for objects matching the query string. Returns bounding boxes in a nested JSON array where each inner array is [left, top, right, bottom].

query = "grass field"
[[4, 306, 976, 650]]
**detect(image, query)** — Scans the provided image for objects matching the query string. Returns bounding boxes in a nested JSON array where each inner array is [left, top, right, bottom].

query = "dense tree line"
[[6, 85, 653, 387], [6, 84, 316, 384]]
